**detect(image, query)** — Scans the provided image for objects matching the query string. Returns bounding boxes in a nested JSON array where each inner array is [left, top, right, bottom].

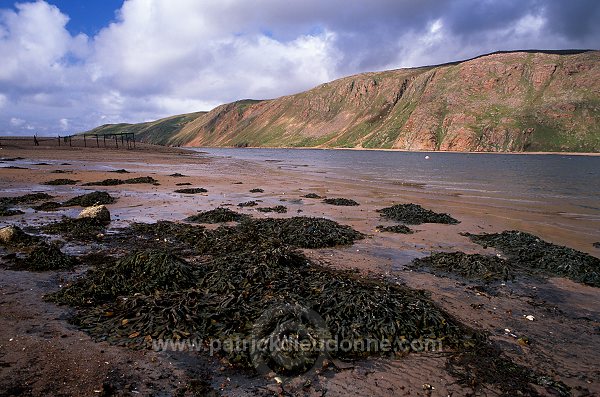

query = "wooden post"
[[69, 136, 72, 147], [103, 135, 106, 147], [58, 135, 61, 147], [96, 134, 99, 148], [115, 135, 118, 148], [133, 133, 136, 149], [84, 134, 87, 147]]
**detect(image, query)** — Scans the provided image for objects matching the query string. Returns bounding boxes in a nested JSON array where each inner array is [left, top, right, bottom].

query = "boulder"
[[77, 205, 111, 225]]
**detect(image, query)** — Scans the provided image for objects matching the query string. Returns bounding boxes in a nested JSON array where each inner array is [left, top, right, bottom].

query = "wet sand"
[[1, 144, 599, 396]]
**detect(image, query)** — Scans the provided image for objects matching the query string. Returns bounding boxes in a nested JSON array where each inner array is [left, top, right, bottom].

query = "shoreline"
[[183, 144, 600, 156]]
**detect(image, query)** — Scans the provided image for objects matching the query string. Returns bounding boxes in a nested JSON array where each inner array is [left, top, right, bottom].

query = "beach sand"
[[1, 143, 599, 396]]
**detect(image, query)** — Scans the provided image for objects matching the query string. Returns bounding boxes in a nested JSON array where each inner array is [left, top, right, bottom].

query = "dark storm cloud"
[[541, 0, 600, 40]]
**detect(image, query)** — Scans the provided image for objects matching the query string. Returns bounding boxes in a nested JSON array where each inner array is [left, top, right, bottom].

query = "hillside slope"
[[87, 51, 600, 152]]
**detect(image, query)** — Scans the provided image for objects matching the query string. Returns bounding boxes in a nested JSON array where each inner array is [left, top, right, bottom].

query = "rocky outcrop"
[[78, 205, 111, 225], [87, 50, 600, 152]]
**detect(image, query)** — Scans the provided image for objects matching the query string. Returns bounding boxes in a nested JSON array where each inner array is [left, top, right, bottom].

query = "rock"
[[0, 225, 21, 244], [77, 205, 111, 225]]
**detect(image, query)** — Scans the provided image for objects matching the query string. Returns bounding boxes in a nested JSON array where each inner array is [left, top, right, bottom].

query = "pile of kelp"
[[377, 203, 459, 225], [1, 193, 54, 217], [43, 178, 78, 185], [185, 207, 250, 223], [0, 226, 76, 271], [83, 176, 158, 186], [410, 231, 600, 287], [411, 252, 512, 282], [466, 230, 600, 287], [32, 191, 115, 213], [174, 187, 207, 194], [42, 217, 108, 241], [376, 224, 413, 234], [323, 198, 359, 206], [49, 245, 476, 364]]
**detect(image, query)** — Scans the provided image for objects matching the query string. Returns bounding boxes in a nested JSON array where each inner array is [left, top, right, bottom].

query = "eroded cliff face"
[[98, 51, 600, 152]]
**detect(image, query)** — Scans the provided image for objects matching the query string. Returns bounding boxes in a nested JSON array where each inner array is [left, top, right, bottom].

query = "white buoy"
[[425, 155, 430, 160]]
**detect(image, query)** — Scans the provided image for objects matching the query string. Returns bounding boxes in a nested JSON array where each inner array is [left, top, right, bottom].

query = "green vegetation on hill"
[[82, 51, 600, 152]]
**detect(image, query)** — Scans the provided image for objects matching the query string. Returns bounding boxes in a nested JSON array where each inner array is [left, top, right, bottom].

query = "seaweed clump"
[[466, 230, 600, 287], [63, 191, 115, 207], [109, 169, 130, 174], [376, 224, 413, 234], [447, 344, 571, 397], [43, 178, 78, 185], [323, 198, 359, 206], [82, 176, 158, 186], [377, 203, 459, 225], [0, 193, 53, 206], [411, 252, 512, 282], [257, 205, 287, 213], [32, 201, 63, 211], [238, 201, 258, 207], [41, 217, 107, 241], [13, 243, 78, 272], [249, 188, 264, 193], [185, 208, 250, 224], [303, 193, 322, 199], [174, 187, 207, 194], [0, 207, 24, 216], [49, 250, 195, 306]]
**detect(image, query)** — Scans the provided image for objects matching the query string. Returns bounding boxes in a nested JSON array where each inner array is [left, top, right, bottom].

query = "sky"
[[0, 0, 598, 136]]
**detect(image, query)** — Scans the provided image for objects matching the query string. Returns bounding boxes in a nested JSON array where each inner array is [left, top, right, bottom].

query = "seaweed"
[[238, 201, 258, 207], [32, 201, 63, 211], [83, 176, 158, 186], [12, 243, 78, 272], [174, 188, 207, 194], [185, 208, 250, 224], [376, 225, 413, 234], [0, 193, 53, 206], [175, 182, 192, 186], [108, 169, 130, 174], [57, 245, 476, 365], [63, 191, 115, 207], [41, 217, 106, 241], [110, 221, 208, 253], [377, 203, 459, 225], [410, 252, 512, 282], [49, 250, 195, 306], [0, 207, 24, 216], [447, 344, 570, 397], [43, 178, 78, 185], [2, 166, 27, 169], [169, 173, 187, 177], [257, 205, 288, 213], [303, 193, 322, 199], [323, 198, 359, 206], [466, 230, 600, 287], [593, 242, 600, 249], [249, 188, 264, 193], [50, 169, 73, 174]]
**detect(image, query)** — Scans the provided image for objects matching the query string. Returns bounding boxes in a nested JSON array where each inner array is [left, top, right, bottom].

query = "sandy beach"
[[1, 143, 599, 397]]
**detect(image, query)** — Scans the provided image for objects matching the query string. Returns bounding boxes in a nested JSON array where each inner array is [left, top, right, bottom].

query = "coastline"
[[183, 144, 600, 156], [1, 145, 599, 396]]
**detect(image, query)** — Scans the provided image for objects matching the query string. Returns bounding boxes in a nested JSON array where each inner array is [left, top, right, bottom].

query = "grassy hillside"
[[83, 51, 600, 152]]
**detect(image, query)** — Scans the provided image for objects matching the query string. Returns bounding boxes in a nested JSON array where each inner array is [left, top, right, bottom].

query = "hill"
[[85, 50, 600, 152]]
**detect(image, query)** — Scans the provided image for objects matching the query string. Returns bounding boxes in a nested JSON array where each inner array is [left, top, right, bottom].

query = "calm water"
[[194, 148, 600, 222]]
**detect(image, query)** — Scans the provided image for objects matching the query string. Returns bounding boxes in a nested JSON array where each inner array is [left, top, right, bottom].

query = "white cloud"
[[10, 117, 25, 126]]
